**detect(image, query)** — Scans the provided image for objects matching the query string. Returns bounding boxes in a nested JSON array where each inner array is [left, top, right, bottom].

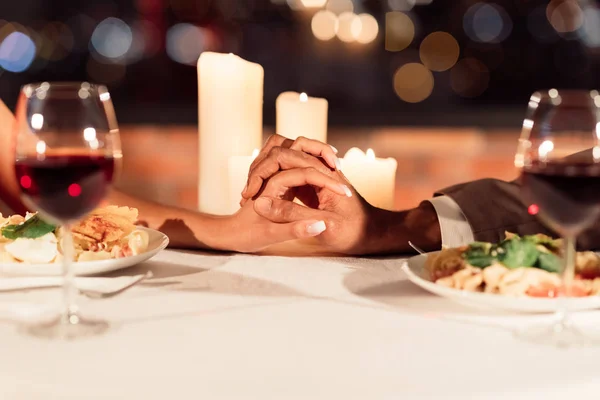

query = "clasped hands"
[[228, 134, 379, 254]]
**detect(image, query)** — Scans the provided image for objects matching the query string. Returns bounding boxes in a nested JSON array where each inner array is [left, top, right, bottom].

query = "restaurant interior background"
[[1, 0, 598, 211]]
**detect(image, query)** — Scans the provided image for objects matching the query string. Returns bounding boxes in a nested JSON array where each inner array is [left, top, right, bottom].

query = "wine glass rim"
[[21, 81, 108, 93], [531, 89, 600, 101]]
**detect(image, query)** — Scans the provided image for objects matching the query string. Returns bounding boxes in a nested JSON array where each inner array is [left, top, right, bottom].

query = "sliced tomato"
[[527, 282, 589, 298]]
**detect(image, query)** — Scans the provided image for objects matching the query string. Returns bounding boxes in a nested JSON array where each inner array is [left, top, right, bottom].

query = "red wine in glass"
[[14, 153, 115, 224], [520, 160, 600, 234]]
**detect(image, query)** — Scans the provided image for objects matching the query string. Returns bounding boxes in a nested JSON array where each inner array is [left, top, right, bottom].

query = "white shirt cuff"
[[428, 196, 475, 248]]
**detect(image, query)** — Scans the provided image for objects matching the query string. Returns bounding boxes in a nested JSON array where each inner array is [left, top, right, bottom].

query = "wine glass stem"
[[559, 234, 577, 326], [61, 225, 78, 325]]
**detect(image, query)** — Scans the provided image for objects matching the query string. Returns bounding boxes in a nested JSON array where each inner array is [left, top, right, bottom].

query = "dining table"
[[1, 241, 600, 400]]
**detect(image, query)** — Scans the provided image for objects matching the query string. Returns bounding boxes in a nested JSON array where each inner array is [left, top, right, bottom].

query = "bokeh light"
[[337, 12, 359, 43], [326, 0, 354, 15], [385, 12, 415, 51], [90, 17, 133, 60], [0, 31, 36, 73], [580, 6, 600, 47], [166, 23, 207, 65], [354, 14, 379, 44], [311, 10, 339, 41], [300, 0, 327, 7], [419, 31, 460, 72], [547, 0, 584, 33], [393, 62, 434, 103], [463, 3, 512, 43], [450, 58, 490, 98], [388, 0, 415, 12]]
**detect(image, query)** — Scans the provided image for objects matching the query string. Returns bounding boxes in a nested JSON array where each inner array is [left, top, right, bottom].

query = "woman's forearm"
[[108, 190, 233, 250]]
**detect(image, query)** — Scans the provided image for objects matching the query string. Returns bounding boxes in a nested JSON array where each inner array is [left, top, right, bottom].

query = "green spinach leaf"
[[497, 237, 539, 269], [536, 252, 562, 273], [464, 242, 495, 268], [1, 215, 56, 240]]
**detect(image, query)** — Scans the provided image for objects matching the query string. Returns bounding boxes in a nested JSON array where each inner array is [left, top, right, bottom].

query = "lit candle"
[[228, 149, 260, 214], [197, 52, 264, 215], [276, 91, 328, 142], [341, 148, 397, 210]]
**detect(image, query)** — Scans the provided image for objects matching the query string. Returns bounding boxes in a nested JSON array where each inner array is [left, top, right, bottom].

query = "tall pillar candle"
[[341, 147, 397, 210], [276, 92, 328, 142], [198, 52, 264, 215]]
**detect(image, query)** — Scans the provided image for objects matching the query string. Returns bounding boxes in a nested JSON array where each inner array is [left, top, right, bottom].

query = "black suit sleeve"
[[435, 178, 600, 250]]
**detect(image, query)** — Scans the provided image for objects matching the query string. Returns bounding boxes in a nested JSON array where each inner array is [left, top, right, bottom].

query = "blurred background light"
[[166, 23, 207, 65], [393, 62, 434, 103], [385, 12, 415, 51], [0, 31, 36, 73], [354, 14, 379, 44], [300, 0, 328, 8], [546, 0, 584, 33], [311, 10, 339, 41], [580, 6, 600, 47], [327, 0, 354, 15], [419, 31, 459, 72], [450, 58, 490, 97], [90, 17, 133, 60], [337, 12, 360, 43], [388, 0, 415, 12], [463, 3, 512, 43]]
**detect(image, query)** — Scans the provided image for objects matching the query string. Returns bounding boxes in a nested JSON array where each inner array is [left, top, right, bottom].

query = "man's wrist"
[[362, 201, 442, 255]]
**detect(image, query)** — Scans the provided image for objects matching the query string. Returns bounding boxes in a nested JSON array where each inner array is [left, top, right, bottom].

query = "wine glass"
[[515, 89, 600, 347], [13, 82, 121, 339]]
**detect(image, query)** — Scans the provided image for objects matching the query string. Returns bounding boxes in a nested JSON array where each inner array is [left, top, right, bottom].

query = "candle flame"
[[251, 148, 260, 159], [366, 148, 376, 160], [299, 92, 308, 102]]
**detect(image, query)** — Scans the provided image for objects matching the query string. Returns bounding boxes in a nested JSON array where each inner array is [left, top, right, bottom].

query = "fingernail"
[[334, 157, 342, 171], [254, 197, 272, 213], [330, 145, 338, 154], [340, 184, 352, 197], [307, 220, 326, 236]]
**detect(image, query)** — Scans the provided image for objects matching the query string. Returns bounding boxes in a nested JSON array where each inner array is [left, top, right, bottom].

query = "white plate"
[[0, 227, 169, 276], [402, 252, 600, 313]]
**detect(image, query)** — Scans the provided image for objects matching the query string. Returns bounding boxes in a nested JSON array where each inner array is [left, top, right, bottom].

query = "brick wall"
[[117, 126, 520, 211]]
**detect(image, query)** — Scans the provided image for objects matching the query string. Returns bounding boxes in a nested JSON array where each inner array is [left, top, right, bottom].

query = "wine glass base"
[[514, 320, 600, 348], [22, 315, 109, 340]]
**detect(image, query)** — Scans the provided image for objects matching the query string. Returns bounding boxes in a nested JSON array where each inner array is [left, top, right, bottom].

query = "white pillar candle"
[[228, 149, 260, 214], [341, 147, 397, 210], [276, 91, 328, 142], [197, 52, 264, 215]]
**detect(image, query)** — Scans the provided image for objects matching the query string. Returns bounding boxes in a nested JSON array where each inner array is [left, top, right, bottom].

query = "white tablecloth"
[[1, 247, 600, 400]]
